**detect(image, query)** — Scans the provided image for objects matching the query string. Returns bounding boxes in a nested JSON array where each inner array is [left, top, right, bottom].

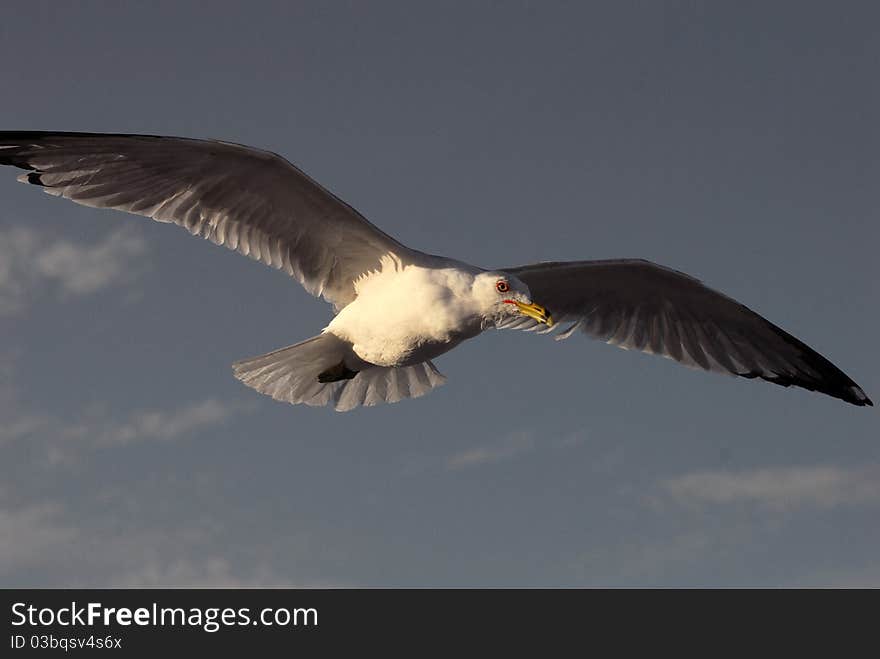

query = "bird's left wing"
[[0, 131, 417, 310], [503, 258, 871, 406]]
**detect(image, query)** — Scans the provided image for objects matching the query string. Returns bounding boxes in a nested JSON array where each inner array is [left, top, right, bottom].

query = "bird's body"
[[0, 131, 871, 410], [327, 257, 484, 368]]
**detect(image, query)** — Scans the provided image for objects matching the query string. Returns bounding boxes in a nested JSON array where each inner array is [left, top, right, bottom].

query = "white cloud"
[[397, 428, 589, 476], [113, 557, 251, 588], [0, 503, 77, 571], [0, 347, 251, 461], [662, 465, 880, 510], [93, 399, 236, 446], [0, 224, 145, 314], [1, 399, 250, 467], [0, 496, 271, 587], [445, 431, 535, 470], [0, 414, 50, 444]]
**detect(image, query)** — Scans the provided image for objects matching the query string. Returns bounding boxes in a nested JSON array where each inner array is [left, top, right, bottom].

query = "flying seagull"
[[0, 131, 871, 411]]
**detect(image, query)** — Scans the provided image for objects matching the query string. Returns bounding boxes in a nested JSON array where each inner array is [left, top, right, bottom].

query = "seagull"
[[0, 131, 871, 411]]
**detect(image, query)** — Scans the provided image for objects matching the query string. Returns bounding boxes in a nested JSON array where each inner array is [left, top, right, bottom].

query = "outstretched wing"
[[504, 259, 871, 406], [0, 131, 416, 310]]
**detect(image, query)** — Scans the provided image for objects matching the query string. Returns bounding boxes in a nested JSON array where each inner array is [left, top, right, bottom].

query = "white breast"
[[325, 258, 483, 367]]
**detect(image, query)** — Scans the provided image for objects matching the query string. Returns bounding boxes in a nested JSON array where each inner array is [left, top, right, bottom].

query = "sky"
[[0, 1, 877, 587]]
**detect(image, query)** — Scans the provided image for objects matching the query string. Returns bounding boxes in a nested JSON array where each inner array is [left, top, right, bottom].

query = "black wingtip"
[[835, 382, 872, 407], [855, 391, 873, 407], [824, 380, 871, 408], [842, 389, 872, 407], [25, 171, 44, 186], [756, 320, 874, 408]]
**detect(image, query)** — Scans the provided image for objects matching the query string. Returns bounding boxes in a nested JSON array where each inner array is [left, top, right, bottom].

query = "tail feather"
[[232, 334, 446, 411]]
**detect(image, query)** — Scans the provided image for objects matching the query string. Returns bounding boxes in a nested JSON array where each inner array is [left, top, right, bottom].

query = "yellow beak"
[[507, 300, 554, 326]]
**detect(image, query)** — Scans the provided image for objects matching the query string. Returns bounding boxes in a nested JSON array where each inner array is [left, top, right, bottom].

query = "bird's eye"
[[496, 280, 510, 293]]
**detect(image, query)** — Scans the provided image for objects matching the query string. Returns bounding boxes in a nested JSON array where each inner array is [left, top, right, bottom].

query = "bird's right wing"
[[504, 258, 871, 406], [0, 131, 418, 311]]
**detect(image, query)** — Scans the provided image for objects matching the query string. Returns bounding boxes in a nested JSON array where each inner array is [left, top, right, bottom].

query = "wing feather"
[[505, 259, 871, 406], [0, 131, 417, 310]]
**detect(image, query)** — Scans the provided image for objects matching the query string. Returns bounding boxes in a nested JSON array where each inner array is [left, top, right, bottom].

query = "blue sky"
[[1, 1, 877, 586]]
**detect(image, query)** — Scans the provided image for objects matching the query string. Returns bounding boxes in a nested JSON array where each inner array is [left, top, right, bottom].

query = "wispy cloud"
[[1, 398, 252, 468], [113, 557, 261, 588], [0, 502, 77, 572], [407, 428, 590, 474], [84, 399, 241, 447], [0, 224, 145, 314], [0, 496, 280, 587], [0, 414, 50, 444], [445, 431, 535, 470], [661, 465, 880, 510]]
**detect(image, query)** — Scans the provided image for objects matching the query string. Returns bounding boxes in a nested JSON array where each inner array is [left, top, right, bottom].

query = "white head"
[[472, 271, 553, 329]]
